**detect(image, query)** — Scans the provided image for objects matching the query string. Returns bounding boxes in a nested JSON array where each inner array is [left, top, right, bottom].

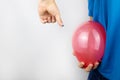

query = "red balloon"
[[72, 21, 106, 68]]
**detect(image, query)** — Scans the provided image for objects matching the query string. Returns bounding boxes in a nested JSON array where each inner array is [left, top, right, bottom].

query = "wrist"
[[89, 16, 93, 21], [39, 0, 55, 4]]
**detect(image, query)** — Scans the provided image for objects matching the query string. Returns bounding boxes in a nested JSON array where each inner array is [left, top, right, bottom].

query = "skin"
[[73, 52, 99, 72], [38, 0, 99, 72], [38, 0, 63, 26]]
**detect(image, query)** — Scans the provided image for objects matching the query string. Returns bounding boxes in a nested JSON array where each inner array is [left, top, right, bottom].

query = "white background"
[[0, 0, 89, 80]]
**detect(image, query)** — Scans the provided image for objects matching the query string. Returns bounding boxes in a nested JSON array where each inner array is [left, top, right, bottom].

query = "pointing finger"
[[55, 14, 64, 27]]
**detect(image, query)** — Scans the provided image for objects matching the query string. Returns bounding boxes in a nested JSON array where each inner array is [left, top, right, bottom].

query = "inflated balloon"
[[72, 21, 106, 68]]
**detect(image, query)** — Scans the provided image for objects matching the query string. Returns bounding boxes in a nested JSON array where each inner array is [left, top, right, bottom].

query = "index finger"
[[55, 14, 64, 27]]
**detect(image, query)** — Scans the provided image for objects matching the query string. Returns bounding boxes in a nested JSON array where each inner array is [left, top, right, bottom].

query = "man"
[[38, 0, 120, 80]]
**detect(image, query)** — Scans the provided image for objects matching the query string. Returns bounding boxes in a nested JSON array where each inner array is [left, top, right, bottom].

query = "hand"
[[73, 52, 100, 72], [78, 61, 99, 72], [90, 16, 93, 21], [38, 0, 63, 26]]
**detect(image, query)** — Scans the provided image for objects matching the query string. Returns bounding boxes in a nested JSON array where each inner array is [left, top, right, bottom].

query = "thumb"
[[55, 14, 64, 27]]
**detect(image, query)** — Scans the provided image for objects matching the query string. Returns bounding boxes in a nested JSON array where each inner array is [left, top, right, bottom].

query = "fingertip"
[[58, 21, 64, 27], [43, 20, 48, 24], [55, 15, 64, 27], [85, 64, 93, 72], [93, 62, 99, 69], [78, 62, 85, 68], [78, 64, 83, 68], [89, 64, 93, 67], [61, 25, 64, 27], [94, 62, 99, 67], [41, 20, 47, 24], [81, 62, 85, 65], [87, 64, 93, 69], [95, 62, 99, 65]]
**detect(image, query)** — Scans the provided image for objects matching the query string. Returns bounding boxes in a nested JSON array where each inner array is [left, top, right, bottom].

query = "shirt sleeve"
[[88, 0, 94, 17]]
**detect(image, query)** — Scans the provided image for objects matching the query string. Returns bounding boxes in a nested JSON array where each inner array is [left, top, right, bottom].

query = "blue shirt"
[[88, 0, 120, 80]]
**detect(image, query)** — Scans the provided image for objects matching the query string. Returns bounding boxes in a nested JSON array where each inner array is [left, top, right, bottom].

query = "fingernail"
[[61, 25, 64, 27]]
